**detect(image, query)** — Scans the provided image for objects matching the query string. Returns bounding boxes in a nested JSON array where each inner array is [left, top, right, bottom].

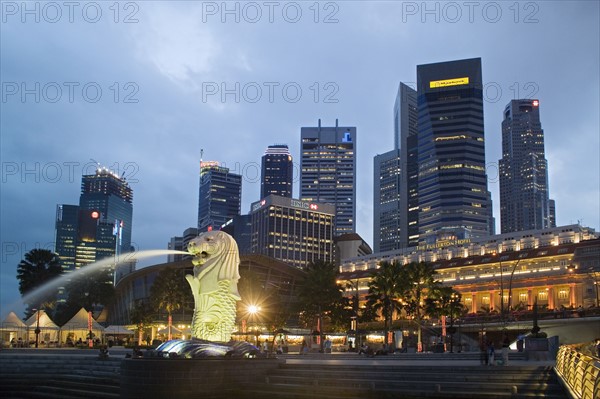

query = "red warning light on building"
[[532, 100, 539, 107], [91, 211, 100, 219]]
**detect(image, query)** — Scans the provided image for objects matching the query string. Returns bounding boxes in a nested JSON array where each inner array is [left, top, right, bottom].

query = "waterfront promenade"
[[0, 347, 568, 398]]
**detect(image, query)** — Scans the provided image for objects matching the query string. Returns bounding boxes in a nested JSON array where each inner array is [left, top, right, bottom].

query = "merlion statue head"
[[187, 230, 240, 297]]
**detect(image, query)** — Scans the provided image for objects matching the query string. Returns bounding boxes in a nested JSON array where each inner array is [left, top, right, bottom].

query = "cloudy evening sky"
[[1, 1, 599, 319]]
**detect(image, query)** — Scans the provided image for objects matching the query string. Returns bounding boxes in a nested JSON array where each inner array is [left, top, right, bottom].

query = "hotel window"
[[538, 291, 548, 300], [502, 294, 509, 303], [464, 297, 472, 304], [558, 289, 569, 300], [519, 292, 528, 303], [481, 296, 490, 305]]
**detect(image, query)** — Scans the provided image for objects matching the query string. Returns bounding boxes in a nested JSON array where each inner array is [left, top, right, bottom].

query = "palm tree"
[[296, 260, 344, 349], [149, 268, 189, 340], [129, 301, 155, 346], [399, 261, 441, 352], [16, 249, 62, 317], [365, 261, 405, 347]]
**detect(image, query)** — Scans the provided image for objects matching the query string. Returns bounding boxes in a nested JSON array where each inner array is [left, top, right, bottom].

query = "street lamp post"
[[447, 293, 458, 353]]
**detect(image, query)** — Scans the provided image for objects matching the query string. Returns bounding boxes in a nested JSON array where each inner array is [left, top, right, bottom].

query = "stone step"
[[266, 374, 563, 392], [236, 382, 568, 399], [278, 352, 528, 361]]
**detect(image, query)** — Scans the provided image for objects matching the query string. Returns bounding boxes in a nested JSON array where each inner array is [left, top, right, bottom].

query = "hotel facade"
[[338, 225, 599, 313]]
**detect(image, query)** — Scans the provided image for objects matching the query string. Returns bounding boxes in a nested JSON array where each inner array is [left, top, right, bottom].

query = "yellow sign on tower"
[[429, 77, 470, 89]]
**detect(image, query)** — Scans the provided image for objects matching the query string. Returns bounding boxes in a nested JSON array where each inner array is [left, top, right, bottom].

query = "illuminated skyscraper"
[[54, 167, 134, 294], [261, 144, 293, 199], [300, 119, 356, 236], [374, 149, 402, 252], [499, 99, 555, 233], [197, 161, 242, 232], [416, 58, 494, 244], [250, 195, 335, 269], [374, 83, 419, 252]]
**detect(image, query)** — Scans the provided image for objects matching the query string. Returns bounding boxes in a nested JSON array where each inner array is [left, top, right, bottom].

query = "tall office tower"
[[300, 119, 356, 236], [549, 199, 556, 228], [395, 82, 420, 248], [221, 215, 252, 255], [416, 58, 493, 245], [261, 144, 293, 199], [54, 167, 134, 297], [79, 167, 133, 256], [250, 195, 335, 269], [54, 204, 79, 272], [197, 161, 242, 233], [499, 99, 555, 233], [374, 149, 402, 252]]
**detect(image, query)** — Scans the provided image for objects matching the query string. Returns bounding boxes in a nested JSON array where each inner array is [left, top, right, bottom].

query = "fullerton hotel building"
[[338, 224, 600, 314]]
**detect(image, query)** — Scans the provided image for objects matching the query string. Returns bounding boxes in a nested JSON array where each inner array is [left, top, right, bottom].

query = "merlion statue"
[[186, 231, 241, 342]]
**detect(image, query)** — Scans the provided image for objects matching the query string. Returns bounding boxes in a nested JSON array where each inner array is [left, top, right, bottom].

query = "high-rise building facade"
[[374, 84, 419, 252], [300, 119, 356, 236], [250, 195, 335, 269], [499, 99, 555, 233], [79, 168, 133, 256], [374, 149, 402, 252], [197, 161, 242, 233], [261, 144, 293, 199], [54, 167, 134, 293], [221, 215, 252, 255], [395, 83, 420, 248], [416, 58, 493, 244]]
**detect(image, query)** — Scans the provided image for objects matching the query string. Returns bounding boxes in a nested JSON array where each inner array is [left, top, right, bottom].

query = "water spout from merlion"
[[185, 230, 240, 342]]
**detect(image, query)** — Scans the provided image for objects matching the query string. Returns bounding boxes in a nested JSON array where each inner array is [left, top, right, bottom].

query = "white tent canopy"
[[1, 311, 28, 344], [25, 309, 59, 344], [60, 308, 104, 343], [104, 325, 134, 335]]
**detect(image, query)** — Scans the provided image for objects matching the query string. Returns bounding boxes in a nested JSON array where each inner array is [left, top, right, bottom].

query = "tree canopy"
[[16, 248, 62, 316]]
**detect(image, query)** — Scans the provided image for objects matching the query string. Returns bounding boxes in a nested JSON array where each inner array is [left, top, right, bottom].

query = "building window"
[[538, 291, 548, 300], [481, 296, 490, 305], [519, 292, 528, 303], [558, 289, 569, 300]]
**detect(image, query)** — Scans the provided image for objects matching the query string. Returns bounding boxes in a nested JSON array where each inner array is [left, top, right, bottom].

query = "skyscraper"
[[54, 167, 134, 289], [261, 144, 293, 199], [396, 83, 420, 248], [250, 195, 335, 269], [416, 58, 493, 244], [499, 99, 555, 233], [197, 161, 242, 232], [374, 149, 402, 252], [300, 119, 356, 236], [79, 168, 133, 256], [375, 83, 419, 252]]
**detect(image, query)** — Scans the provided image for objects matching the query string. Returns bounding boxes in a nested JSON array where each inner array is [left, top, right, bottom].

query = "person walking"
[[300, 339, 308, 355], [502, 334, 510, 366], [488, 341, 495, 366], [480, 340, 488, 365]]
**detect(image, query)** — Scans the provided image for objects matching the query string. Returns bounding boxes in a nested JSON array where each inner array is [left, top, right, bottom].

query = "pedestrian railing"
[[554, 345, 599, 399]]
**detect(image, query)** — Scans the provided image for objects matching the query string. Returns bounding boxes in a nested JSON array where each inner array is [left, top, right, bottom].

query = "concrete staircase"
[[0, 353, 121, 398], [234, 361, 568, 398]]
